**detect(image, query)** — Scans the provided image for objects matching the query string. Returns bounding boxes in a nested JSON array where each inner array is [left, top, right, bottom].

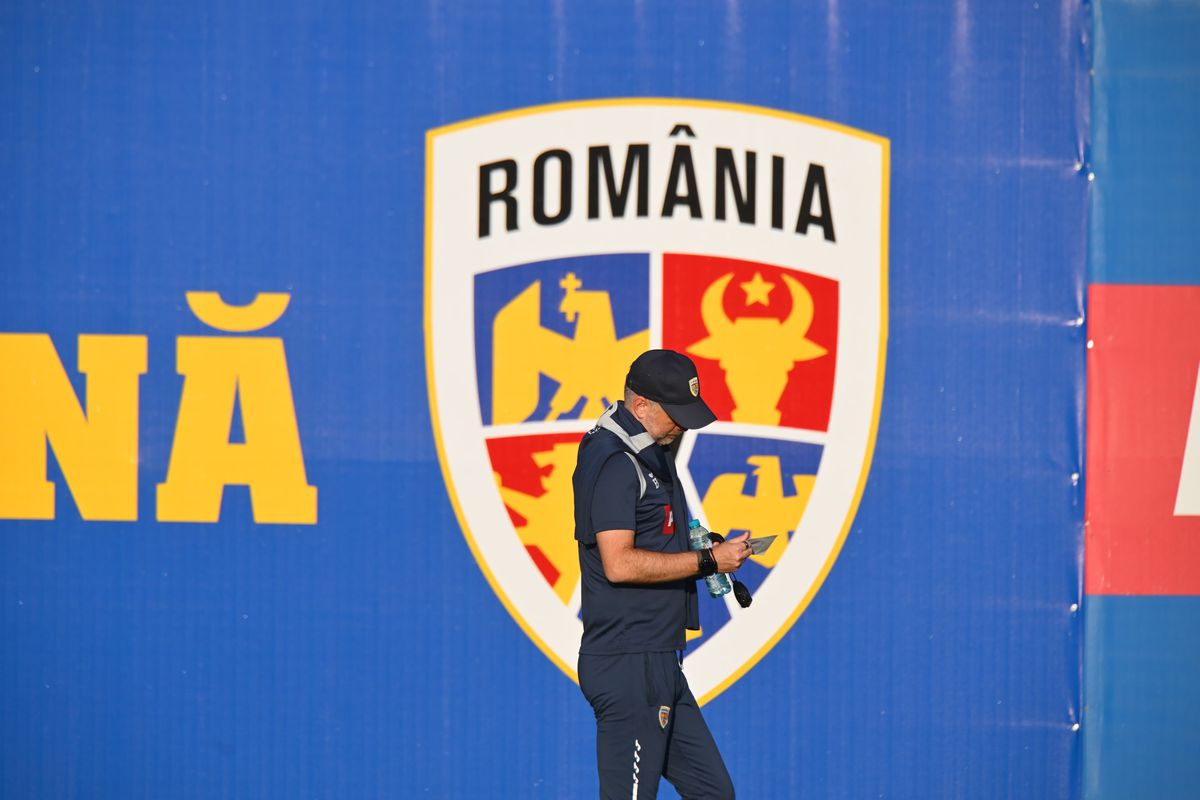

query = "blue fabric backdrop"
[[1, 3, 1087, 797]]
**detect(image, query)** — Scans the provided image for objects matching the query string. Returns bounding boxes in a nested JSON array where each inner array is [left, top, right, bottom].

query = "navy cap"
[[625, 349, 717, 430]]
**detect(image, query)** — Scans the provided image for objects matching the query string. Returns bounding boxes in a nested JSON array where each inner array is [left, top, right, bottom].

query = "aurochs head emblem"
[[689, 272, 828, 426], [426, 99, 888, 702]]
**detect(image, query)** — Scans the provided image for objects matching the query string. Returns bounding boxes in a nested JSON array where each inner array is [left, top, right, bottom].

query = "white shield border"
[[424, 98, 889, 703]]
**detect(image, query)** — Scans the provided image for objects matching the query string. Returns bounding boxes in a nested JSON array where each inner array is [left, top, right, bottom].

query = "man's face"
[[639, 398, 684, 446]]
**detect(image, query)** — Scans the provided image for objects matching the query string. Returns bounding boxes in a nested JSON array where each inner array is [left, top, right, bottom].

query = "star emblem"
[[740, 272, 775, 306]]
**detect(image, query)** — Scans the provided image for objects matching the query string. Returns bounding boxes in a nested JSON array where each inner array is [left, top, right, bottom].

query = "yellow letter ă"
[[157, 293, 317, 524]]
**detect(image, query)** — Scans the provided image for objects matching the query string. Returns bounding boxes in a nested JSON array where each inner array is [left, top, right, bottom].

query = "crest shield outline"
[[425, 98, 888, 702]]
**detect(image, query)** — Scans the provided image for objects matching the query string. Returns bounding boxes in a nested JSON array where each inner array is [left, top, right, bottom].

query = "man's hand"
[[712, 531, 752, 574]]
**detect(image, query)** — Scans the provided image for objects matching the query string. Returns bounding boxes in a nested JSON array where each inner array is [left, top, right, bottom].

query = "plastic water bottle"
[[688, 520, 732, 598]]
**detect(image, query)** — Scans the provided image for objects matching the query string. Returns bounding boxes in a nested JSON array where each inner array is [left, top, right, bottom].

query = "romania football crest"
[[426, 99, 888, 701]]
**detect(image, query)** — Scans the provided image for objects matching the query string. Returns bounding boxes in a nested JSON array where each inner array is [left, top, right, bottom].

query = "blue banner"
[[2, 3, 1088, 797]]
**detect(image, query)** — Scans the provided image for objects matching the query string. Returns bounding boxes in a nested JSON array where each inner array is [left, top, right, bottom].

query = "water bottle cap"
[[688, 519, 700, 529]]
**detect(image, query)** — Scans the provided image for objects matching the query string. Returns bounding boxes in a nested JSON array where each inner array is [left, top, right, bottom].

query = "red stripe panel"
[[1086, 284, 1200, 595]]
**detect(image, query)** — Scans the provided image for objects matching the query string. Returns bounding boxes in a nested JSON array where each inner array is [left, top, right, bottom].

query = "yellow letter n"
[[0, 334, 147, 520]]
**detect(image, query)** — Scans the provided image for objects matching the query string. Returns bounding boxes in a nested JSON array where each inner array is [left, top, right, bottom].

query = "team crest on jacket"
[[425, 99, 888, 702]]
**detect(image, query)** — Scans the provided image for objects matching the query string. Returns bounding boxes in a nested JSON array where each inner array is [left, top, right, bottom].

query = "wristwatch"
[[697, 547, 718, 577]]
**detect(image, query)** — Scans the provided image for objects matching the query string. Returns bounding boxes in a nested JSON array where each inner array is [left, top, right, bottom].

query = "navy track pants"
[[579, 652, 734, 800]]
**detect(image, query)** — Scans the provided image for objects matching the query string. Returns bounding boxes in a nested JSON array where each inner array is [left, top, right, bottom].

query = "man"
[[573, 349, 752, 799]]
